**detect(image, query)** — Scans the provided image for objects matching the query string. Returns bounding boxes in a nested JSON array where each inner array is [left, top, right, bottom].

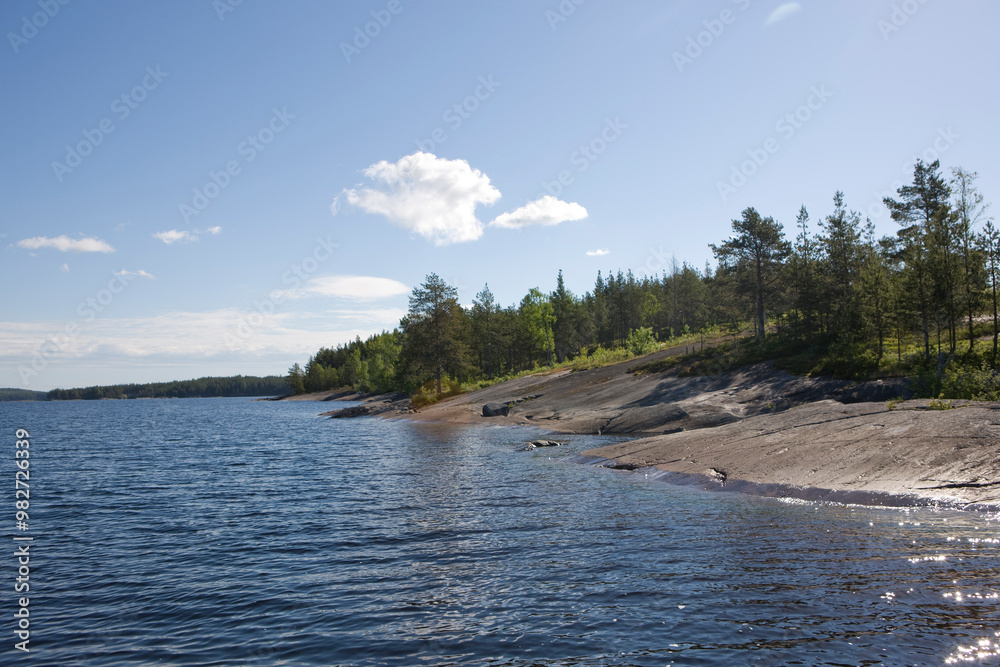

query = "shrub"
[[410, 377, 464, 410], [940, 360, 1000, 401], [626, 326, 658, 357]]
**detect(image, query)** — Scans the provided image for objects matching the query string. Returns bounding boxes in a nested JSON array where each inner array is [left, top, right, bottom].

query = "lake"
[[2, 397, 998, 665]]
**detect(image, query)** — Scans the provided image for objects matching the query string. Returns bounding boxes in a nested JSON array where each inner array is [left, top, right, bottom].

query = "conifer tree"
[[401, 273, 465, 393], [710, 207, 790, 339]]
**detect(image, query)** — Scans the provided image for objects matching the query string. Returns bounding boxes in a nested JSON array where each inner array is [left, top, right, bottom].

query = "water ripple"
[[1, 398, 998, 665]]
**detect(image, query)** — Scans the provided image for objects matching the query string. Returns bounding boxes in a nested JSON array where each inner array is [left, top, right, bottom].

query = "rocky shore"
[[579, 399, 1000, 511], [289, 343, 1000, 510]]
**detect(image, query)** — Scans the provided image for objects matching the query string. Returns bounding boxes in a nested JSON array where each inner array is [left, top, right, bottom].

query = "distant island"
[[0, 388, 49, 402], [45, 375, 288, 401]]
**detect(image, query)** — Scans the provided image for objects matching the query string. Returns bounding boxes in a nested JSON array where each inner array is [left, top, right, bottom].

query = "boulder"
[[482, 402, 510, 417]]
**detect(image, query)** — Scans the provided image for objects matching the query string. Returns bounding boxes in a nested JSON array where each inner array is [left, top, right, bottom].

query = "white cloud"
[[60, 263, 70, 272], [17, 235, 115, 253], [489, 195, 588, 229], [153, 230, 196, 244], [764, 2, 801, 25], [343, 152, 501, 246], [277, 275, 409, 301], [0, 308, 405, 388], [153, 227, 221, 244], [586, 249, 610, 256], [115, 269, 156, 280]]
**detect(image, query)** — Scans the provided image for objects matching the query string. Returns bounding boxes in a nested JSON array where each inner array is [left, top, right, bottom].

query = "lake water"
[[1, 397, 998, 666]]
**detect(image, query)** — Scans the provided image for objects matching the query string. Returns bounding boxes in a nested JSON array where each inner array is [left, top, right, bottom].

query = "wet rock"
[[705, 468, 727, 483], [605, 461, 641, 471]]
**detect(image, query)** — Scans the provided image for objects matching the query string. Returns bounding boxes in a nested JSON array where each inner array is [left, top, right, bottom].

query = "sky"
[[2, 0, 998, 391]]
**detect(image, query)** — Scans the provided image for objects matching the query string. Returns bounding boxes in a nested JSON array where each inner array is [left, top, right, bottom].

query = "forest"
[[0, 388, 48, 401], [288, 161, 1000, 403], [46, 375, 289, 401]]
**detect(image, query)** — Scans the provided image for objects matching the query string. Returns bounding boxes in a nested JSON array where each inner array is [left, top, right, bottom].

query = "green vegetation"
[[0, 388, 47, 402], [886, 397, 904, 410], [289, 160, 1000, 405], [47, 375, 288, 400]]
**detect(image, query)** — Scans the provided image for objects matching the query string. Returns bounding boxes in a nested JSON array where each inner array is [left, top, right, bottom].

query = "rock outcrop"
[[326, 405, 371, 419]]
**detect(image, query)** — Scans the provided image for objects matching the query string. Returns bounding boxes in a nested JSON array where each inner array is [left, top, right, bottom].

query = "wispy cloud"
[[586, 248, 609, 256], [342, 152, 501, 246], [278, 275, 409, 301], [153, 226, 222, 244], [489, 195, 588, 229], [60, 263, 70, 272], [17, 235, 115, 253], [115, 269, 156, 280], [765, 2, 801, 26]]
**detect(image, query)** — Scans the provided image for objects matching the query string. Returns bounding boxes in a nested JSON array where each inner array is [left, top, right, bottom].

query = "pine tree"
[[884, 160, 952, 361], [858, 221, 893, 364], [819, 191, 865, 344], [471, 283, 498, 379], [787, 205, 820, 337], [951, 168, 990, 351], [286, 363, 306, 394], [551, 270, 578, 362], [710, 207, 790, 339], [400, 273, 465, 393]]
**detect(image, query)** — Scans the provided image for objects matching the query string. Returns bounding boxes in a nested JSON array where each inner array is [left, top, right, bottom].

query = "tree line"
[[289, 160, 996, 397], [47, 375, 289, 400]]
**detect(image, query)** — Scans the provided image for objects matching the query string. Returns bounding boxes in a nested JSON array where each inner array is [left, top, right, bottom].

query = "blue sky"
[[2, 0, 998, 390]]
